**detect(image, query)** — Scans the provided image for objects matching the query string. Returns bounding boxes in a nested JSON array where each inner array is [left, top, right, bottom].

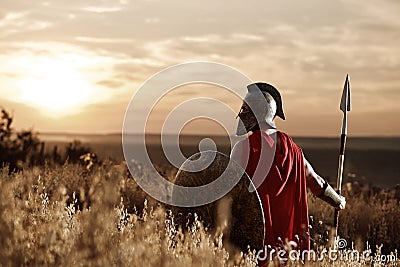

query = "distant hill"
[[39, 133, 400, 188]]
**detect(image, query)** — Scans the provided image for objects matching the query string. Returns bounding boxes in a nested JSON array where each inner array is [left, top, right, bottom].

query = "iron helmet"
[[236, 82, 285, 136]]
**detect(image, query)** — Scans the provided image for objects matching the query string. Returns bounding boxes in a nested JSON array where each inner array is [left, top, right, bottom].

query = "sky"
[[1, 0, 400, 137]]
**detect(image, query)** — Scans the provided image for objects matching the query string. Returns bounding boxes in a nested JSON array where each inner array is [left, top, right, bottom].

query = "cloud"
[[81, 6, 122, 13], [0, 11, 53, 36], [0, 41, 120, 116], [96, 79, 124, 89], [1, 0, 399, 135], [145, 18, 160, 24], [74, 36, 135, 44]]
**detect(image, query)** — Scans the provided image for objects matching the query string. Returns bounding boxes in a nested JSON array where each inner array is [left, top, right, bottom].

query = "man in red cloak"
[[231, 83, 346, 261]]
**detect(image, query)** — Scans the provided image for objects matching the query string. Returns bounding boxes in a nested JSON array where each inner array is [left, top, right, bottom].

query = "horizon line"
[[37, 131, 400, 139]]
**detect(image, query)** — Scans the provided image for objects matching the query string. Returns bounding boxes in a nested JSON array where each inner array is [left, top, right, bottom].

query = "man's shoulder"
[[277, 131, 292, 142], [277, 131, 303, 151]]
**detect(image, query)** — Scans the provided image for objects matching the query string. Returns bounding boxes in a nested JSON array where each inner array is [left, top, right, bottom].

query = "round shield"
[[172, 151, 265, 252]]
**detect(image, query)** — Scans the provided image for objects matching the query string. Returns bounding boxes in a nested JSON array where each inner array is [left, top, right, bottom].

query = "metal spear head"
[[340, 74, 351, 112]]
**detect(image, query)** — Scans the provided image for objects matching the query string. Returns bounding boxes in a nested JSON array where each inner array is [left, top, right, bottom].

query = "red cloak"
[[244, 130, 310, 251]]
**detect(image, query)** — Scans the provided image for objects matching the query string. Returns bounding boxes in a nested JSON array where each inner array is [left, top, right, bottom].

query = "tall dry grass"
[[0, 162, 399, 266]]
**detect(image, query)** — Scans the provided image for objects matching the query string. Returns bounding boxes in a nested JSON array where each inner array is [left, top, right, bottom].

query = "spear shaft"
[[334, 74, 351, 238]]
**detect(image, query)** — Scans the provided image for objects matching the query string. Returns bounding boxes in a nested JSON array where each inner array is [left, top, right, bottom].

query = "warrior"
[[231, 82, 346, 255]]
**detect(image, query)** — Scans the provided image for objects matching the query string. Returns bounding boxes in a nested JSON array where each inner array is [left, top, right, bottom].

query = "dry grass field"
[[0, 161, 399, 266]]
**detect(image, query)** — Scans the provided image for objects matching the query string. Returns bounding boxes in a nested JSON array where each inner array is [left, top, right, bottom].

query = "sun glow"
[[15, 56, 97, 117]]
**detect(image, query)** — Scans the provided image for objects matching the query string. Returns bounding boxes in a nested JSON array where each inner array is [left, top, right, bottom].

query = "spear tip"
[[340, 74, 351, 112]]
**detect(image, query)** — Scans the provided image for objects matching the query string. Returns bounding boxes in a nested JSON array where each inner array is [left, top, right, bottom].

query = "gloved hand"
[[336, 195, 346, 210], [318, 182, 346, 210]]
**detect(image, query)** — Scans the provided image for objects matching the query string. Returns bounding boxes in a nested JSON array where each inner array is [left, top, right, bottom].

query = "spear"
[[334, 74, 351, 239]]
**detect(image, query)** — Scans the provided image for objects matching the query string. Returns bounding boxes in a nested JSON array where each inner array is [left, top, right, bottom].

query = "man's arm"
[[304, 156, 346, 210]]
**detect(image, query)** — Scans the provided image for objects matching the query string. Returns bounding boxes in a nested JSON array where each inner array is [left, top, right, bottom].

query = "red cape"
[[244, 130, 310, 251]]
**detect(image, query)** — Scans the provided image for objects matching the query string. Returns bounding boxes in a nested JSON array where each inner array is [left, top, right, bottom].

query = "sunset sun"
[[15, 56, 96, 117]]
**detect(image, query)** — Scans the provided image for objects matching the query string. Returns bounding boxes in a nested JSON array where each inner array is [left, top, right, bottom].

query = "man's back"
[[232, 130, 310, 250], [232, 82, 346, 261]]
